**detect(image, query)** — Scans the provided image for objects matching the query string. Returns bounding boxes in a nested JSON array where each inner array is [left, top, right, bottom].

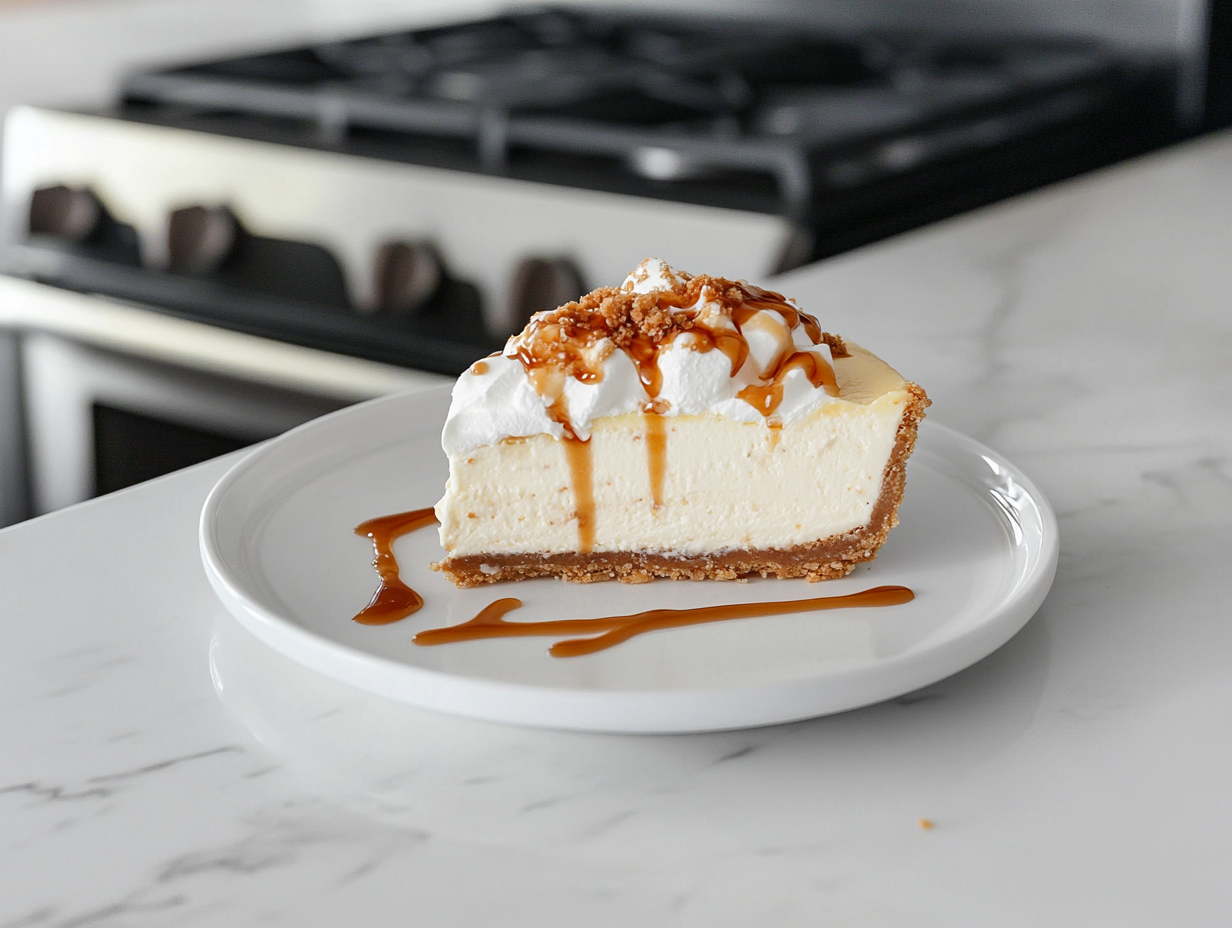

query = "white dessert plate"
[[200, 384, 1057, 733]]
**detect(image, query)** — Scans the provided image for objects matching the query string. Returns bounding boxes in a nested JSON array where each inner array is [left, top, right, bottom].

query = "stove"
[[122, 11, 1159, 219], [1, 8, 1178, 380], [0, 8, 1185, 523]]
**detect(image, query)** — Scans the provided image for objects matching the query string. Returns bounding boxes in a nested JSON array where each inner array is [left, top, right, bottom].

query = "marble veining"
[[6, 132, 1232, 925]]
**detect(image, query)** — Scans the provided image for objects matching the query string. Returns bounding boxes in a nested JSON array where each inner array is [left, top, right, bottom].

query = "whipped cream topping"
[[441, 259, 843, 456], [624, 256, 690, 295]]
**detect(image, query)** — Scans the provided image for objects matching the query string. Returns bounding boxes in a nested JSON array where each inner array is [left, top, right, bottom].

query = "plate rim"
[[200, 387, 1059, 734]]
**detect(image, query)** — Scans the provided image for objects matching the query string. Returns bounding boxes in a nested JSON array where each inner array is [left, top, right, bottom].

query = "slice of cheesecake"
[[433, 259, 928, 586]]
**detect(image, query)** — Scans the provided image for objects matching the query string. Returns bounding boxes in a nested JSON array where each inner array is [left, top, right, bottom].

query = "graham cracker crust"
[[436, 383, 929, 587]]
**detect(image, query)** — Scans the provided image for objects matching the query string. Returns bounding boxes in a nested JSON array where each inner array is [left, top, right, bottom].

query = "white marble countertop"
[[5, 131, 1232, 926]]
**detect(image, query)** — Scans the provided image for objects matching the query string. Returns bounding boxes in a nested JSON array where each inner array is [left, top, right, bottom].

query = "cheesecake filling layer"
[[440, 394, 907, 559]]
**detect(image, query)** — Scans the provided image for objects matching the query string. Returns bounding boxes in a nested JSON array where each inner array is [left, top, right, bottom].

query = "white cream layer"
[[443, 285, 833, 456], [441, 335, 835, 455]]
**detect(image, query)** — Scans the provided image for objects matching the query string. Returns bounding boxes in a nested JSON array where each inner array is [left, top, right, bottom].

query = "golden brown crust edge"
[[435, 383, 930, 587]]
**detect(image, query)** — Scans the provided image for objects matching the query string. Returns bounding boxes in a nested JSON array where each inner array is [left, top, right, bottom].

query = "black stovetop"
[[120, 8, 1177, 227]]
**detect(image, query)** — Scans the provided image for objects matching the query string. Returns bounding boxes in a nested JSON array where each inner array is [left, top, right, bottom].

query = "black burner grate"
[[121, 9, 1146, 218]]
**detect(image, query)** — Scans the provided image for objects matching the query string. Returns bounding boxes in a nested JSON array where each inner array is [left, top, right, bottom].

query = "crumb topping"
[[504, 258, 844, 424], [520, 273, 811, 350]]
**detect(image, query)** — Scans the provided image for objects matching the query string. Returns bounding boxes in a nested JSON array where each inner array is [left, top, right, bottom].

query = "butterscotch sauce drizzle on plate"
[[352, 507, 438, 625], [352, 509, 914, 655], [413, 585, 914, 657]]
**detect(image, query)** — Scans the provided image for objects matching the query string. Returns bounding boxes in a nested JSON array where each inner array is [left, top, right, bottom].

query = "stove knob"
[[167, 205, 238, 274], [28, 185, 103, 242], [508, 257, 585, 330], [373, 240, 444, 314]]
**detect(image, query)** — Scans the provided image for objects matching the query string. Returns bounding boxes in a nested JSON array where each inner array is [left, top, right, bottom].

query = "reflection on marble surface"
[[6, 132, 1232, 924], [207, 599, 1053, 850]]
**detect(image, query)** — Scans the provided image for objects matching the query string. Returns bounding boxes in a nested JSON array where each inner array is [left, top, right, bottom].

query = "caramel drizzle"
[[645, 412, 667, 510], [627, 333, 663, 397], [352, 507, 438, 625], [350, 509, 914, 658], [562, 436, 595, 553], [732, 283, 823, 346], [509, 277, 838, 423], [736, 350, 841, 417], [413, 586, 914, 657]]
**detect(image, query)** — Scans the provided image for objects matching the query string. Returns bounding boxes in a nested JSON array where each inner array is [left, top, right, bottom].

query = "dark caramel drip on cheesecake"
[[737, 350, 840, 417], [511, 348, 598, 551], [645, 412, 667, 510], [563, 435, 596, 552], [711, 330, 750, 377], [352, 507, 438, 625], [413, 585, 915, 656], [628, 333, 663, 397], [733, 283, 823, 346]]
